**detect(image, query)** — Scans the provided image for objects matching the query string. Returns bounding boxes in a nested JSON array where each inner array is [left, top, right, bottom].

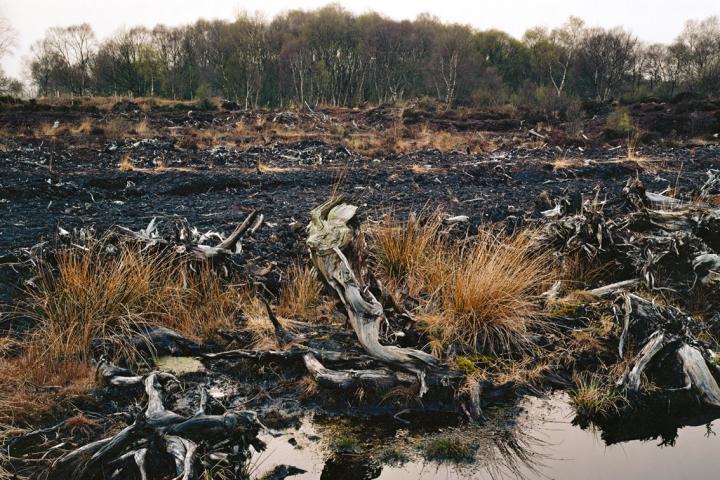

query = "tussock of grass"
[[24, 241, 239, 363], [552, 156, 586, 170], [370, 210, 444, 295], [72, 118, 95, 135], [372, 213, 553, 355], [423, 229, 552, 354], [570, 373, 625, 418], [493, 358, 553, 387], [277, 264, 322, 320], [333, 434, 360, 453], [0, 238, 244, 422]]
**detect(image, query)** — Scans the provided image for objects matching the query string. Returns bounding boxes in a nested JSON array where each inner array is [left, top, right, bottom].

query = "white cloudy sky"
[[1, 0, 719, 80]]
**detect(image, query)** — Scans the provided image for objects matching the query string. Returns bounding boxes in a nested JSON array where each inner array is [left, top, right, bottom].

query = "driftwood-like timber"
[[51, 370, 265, 480], [306, 196, 440, 395]]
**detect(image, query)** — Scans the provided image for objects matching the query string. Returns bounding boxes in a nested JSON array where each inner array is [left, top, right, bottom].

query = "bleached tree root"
[[52, 370, 265, 480], [617, 294, 720, 408], [307, 197, 440, 394]]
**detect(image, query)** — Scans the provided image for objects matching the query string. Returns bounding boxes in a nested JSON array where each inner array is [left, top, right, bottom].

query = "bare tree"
[[0, 14, 21, 96], [575, 27, 638, 101], [670, 16, 720, 94], [428, 23, 472, 108], [0, 15, 16, 57], [41, 24, 97, 95]]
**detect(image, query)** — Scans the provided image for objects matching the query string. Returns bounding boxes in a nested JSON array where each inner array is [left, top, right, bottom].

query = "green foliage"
[[422, 434, 477, 463], [454, 356, 478, 374], [26, 9, 720, 105], [333, 434, 359, 453], [570, 373, 625, 418], [605, 107, 634, 136], [194, 84, 216, 110]]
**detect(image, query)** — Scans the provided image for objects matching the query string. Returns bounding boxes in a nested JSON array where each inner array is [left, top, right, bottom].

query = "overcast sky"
[[1, 0, 719, 80]]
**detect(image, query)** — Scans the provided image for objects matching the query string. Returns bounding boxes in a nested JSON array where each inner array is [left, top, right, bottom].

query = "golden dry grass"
[[0, 239, 245, 422], [72, 118, 95, 135], [118, 154, 134, 171], [370, 210, 444, 295], [493, 358, 553, 388], [23, 242, 241, 364], [551, 156, 586, 171], [277, 264, 322, 321], [345, 125, 495, 157], [420, 229, 554, 355], [0, 357, 95, 424], [371, 212, 554, 355]]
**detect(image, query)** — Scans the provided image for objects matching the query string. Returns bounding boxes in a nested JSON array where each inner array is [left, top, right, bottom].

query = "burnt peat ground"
[[2, 100, 720, 479], [2, 118, 717, 304]]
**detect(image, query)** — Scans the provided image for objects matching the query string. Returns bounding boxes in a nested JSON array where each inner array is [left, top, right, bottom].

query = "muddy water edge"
[[251, 393, 720, 480]]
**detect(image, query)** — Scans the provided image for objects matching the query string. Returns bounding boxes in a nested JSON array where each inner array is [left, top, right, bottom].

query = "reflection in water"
[[251, 394, 720, 479], [321, 456, 382, 480]]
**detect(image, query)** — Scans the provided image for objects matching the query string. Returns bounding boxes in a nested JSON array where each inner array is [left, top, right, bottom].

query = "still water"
[[251, 394, 720, 480]]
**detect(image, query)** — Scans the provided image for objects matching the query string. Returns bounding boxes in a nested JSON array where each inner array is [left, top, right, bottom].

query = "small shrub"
[[333, 434, 359, 453], [606, 107, 633, 137]]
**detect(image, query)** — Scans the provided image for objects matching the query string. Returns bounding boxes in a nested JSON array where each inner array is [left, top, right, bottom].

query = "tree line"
[[25, 5, 720, 108]]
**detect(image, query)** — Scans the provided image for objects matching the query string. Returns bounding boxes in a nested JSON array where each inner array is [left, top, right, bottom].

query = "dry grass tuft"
[[419, 228, 553, 355], [277, 264, 322, 321], [134, 119, 151, 136], [23, 242, 239, 365], [72, 118, 95, 135], [119, 154, 134, 171], [570, 373, 625, 418], [370, 210, 444, 295], [0, 239, 244, 422], [493, 358, 553, 387], [552, 156, 586, 171], [371, 213, 554, 355], [345, 125, 494, 157]]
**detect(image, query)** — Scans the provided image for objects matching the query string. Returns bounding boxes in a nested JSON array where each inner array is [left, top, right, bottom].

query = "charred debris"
[[2, 163, 720, 478]]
